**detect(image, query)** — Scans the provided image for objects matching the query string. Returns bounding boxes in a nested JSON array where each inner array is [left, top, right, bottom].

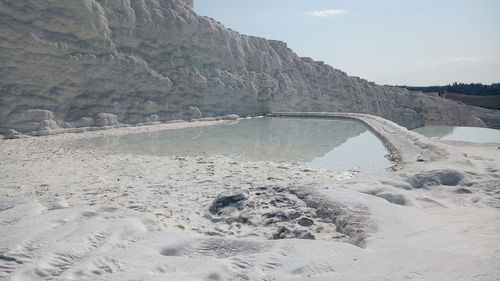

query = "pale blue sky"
[[195, 0, 500, 86]]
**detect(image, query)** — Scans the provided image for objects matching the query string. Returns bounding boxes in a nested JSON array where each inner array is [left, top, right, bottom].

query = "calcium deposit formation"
[[0, 0, 483, 134]]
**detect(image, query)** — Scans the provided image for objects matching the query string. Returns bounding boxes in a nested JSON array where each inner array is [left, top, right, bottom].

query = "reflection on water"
[[413, 126, 500, 143], [71, 118, 392, 172]]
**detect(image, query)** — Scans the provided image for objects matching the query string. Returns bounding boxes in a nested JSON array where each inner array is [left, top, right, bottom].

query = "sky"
[[194, 0, 500, 86]]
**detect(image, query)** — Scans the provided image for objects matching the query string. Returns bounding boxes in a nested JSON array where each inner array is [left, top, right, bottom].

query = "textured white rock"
[[0, 0, 484, 134], [1, 116, 499, 280]]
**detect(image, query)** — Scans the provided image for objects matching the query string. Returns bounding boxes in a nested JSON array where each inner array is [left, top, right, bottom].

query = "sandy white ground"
[[0, 114, 499, 281]]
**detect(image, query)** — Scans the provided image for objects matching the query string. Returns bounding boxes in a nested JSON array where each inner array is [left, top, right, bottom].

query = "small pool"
[[413, 126, 500, 143], [72, 118, 393, 173]]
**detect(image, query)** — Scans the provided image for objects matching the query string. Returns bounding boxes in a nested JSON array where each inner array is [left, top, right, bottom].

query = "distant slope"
[[0, 0, 484, 134], [466, 106, 500, 129], [399, 83, 500, 110], [444, 93, 500, 110], [400, 83, 500, 96]]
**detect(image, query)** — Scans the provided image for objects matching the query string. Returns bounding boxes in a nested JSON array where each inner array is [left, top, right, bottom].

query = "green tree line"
[[398, 83, 500, 96]]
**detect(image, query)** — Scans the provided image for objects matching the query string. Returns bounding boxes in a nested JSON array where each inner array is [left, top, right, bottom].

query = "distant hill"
[[397, 83, 500, 111], [398, 83, 500, 96]]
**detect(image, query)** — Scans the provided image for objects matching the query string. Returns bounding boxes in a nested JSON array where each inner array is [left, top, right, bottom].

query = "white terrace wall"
[[182, 0, 193, 8]]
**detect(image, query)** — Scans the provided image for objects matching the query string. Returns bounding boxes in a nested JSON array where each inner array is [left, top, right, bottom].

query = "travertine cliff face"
[[0, 0, 483, 134]]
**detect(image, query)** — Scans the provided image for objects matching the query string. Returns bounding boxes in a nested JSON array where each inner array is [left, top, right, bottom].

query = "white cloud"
[[441, 57, 483, 64], [305, 9, 347, 18], [428, 57, 486, 68], [416, 57, 485, 70]]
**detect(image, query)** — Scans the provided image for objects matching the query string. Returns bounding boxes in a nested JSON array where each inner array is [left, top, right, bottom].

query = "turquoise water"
[[413, 126, 500, 143], [72, 118, 392, 173]]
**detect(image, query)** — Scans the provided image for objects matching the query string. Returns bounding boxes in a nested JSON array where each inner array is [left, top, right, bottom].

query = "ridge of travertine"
[[0, 0, 484, 134]]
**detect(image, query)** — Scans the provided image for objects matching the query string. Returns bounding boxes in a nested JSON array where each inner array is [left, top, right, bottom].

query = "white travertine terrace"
[[0, 0, 484, 135], [181, 0, 193, 8], [1, 114, 498, 280]]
